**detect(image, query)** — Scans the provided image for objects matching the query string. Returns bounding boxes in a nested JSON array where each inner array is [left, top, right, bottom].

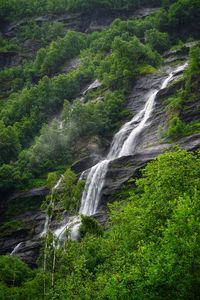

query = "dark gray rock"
[[0, 210, 46, 264], [14, 240, 41, 267], [9, 187, 50, 202], [3, 7, 160, 37], [99, 133, 200, 208], [71, 155, 100, 175], [93, 210, 109, 229]]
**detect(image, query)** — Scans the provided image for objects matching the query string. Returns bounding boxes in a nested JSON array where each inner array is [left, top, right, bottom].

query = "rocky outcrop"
[[100, 133, 200, 207], [59, 57, 81, 75], [0, 210, 46, 266], [72, 136, 108, 175], [8, 187, 50, 202]]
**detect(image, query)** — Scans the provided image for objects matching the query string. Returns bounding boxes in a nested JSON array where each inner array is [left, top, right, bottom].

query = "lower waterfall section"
[[80, 160, 110, 216]]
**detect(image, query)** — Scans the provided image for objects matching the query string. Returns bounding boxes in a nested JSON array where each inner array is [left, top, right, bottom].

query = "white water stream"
[[10, 242, 23, 255], [79, 63, 188, 218], [41, 63, 188, 243]]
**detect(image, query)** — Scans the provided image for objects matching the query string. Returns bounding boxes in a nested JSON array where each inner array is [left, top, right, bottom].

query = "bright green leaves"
[[0, 120, 21, 164], [97, 36, 162, 88], [33, 31, 87, 76], [59, 169, 85, 213], [44, 168, 85, 214], [79, 215, 103, 238], [1, 149, 200, 298], [187, 43, 200, 77], [145, 28, 170, 53], [0, 255, 32, 287]]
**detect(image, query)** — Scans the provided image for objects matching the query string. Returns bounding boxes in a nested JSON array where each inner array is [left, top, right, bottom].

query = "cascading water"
[[79, 63, 188, 216], [80, 160, 110, 216], [50, 62, 188, 241], [10, 242, 23, 256]]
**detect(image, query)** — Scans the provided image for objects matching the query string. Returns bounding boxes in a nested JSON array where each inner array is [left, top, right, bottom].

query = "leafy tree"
[[0, 121, 21, 164], [79, 215, 103, 238], [145, 28, 170, 53], [0, 255, 32, 287], [166, 116, 188, 139], [59, 169, 85, 213]]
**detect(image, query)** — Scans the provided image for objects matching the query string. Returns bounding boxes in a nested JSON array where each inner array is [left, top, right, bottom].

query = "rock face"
[[9, 187, 50, 202], [0, 210, 46, 267], [100, 133, 200, 207]]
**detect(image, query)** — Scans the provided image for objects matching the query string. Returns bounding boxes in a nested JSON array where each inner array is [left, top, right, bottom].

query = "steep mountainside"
[[0, 0, 200, 299]]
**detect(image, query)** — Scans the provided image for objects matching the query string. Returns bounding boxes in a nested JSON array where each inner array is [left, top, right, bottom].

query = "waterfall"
[[50, 62, 188, 241], [40, 216, 49, 237], [80, 160, 110, 216], [79, 63, 188, 216], [10, 242, 23, 256]]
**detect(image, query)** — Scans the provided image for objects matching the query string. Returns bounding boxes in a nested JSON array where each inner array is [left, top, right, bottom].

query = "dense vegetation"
[[0, 0, 172, 21], [0, 0, 200, 298], [165, 43, 200, 139], [1, 0, 200, 193], [1, 149, 200, 299]]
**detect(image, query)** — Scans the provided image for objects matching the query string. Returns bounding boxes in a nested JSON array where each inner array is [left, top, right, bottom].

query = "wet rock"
[[71, 155, 100, 175], [100, 133, 200, 207], [0, 210, 46, 261], [85, 7, 160, 33], [134, 72, 185, 150], [3, 7, 161, 38], [9, 187, 50, 202], [93, 210, 109, 229], [81, 80, 102, 95], [60, 57, 81, 74], [14, 240, 41, 267]]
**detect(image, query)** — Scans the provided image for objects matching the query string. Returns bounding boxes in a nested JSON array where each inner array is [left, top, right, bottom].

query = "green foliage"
[[59, 169, 85, 213], [168, 0, 200, 28], [79, 215, 103, 238], [186, 43, 200, 77], [0, 0, 199, 193], [0, 0, 200, 298], [0, 34, 19, 53], [165, 44, 200, 140], [97, 36, 162, 88], [43, 169, 85, 215], [166, 116, 188, 139], [0, 0, 164, 22], [0, 120, 21, 164], [33, 31, 87, 76], [0, 255, 32, 287], [46, 171, 59, 189], [145, 28, 170, 53], [16, 21, 64, 46], [5, 149, 199, 299]]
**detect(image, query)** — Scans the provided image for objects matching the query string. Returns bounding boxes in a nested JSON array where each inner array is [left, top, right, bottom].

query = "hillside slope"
[[0, 0, 200, 299]]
